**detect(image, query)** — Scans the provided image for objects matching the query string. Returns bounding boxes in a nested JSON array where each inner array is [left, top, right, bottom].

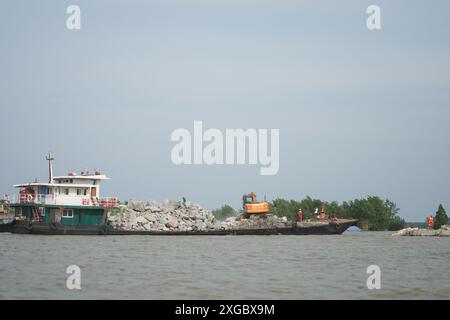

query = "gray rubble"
[[392, 225, 450, 237], [219, 215, 290, 230], [108, 199, 291, 232]]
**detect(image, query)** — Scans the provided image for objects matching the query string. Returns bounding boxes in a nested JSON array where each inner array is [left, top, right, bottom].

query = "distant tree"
[[434, 204, 448, 230], [212, 205, 237, 220], [388, 216, 406, 231], [326, 201, 342, 217], [341, 196, 400, 231], [270, 198, 293, 220], [406, 222, 427, 229], [270, 196, 324, 221]]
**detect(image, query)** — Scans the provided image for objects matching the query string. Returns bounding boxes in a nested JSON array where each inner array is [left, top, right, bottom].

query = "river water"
[[0, 232, 449, 300]]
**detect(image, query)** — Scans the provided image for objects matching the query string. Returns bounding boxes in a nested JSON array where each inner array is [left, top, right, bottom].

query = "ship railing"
[[18, 194, 55, 205], [14, 194, 119, 207], [97, 197, 119, 207]]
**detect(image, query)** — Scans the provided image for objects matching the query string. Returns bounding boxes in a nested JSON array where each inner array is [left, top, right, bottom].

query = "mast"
[[46, 152, 55, 183]]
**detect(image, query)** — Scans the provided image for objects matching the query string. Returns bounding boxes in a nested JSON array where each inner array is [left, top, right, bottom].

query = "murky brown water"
[[0, 232, 449, 299]]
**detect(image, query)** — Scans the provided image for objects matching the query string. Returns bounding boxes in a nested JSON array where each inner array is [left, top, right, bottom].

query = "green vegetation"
[[212, 204, 238, 220], [406, 222, 427, 228], [433, 204, 448, 230], [269, 195, 405, 231]]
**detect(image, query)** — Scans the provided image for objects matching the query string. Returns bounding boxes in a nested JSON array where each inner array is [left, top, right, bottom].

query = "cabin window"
[[77, 189, 81, 196], [62, 209, 74, 218], [83, 189, 87, 196], [38, 207, 45, 216], [69, 179, 73, 183], [17, 208, 23, 216], [64, 189, 69, 195]]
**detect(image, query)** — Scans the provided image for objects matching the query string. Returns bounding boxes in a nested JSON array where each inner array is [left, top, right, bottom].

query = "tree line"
[[269, 196, 405, 231]]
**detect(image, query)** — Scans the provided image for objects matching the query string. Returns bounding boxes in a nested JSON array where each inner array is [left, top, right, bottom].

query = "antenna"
[[46, 152, 55, 183]]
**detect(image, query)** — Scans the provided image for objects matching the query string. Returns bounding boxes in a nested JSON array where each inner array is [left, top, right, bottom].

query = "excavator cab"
[[243, 193, 256, 205], [242, 192, 269, 218]]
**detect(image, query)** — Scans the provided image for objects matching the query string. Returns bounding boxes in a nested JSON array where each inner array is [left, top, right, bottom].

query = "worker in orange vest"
[[320, 207, 325, 221], [427, 215, 434, 230]]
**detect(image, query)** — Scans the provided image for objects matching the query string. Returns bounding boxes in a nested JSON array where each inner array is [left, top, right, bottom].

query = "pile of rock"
[[108, 199, 292, 232], [392, 225, 450, 237], [108, 199, 219, 232], [217, 214, 290, 230]]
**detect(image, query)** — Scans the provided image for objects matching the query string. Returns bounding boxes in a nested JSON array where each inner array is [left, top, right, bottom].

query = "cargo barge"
[[0, 153, 357, 236], [0, 219, 357, 235]]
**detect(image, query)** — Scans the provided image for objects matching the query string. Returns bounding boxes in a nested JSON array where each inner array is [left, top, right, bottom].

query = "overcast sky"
[[1, 0, 449, 221]]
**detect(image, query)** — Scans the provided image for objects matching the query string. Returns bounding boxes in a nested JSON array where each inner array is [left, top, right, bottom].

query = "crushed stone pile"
[[108, 199, 291, 232], [109, 200, 217, 232], [218, 215, 290, 230], [392, 225, 450, 237]]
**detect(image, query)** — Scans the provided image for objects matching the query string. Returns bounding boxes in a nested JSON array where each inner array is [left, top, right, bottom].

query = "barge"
[[1, 219, 358, 235]]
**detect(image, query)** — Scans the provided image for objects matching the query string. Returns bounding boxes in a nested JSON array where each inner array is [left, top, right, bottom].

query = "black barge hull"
[[0, 219, 358, 236]]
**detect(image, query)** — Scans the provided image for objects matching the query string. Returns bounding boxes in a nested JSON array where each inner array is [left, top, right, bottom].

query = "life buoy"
[[26, 194, 33, 202]]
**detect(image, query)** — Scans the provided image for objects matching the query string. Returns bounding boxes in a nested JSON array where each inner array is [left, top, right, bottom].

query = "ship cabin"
[[11, 153, 118, 225]]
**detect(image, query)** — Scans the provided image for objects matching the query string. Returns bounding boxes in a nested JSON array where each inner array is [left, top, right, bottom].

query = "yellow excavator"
[[242, 192, 270, 218]]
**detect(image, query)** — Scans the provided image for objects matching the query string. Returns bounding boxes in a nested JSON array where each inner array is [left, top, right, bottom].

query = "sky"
[[0, 0, 449, 221]]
